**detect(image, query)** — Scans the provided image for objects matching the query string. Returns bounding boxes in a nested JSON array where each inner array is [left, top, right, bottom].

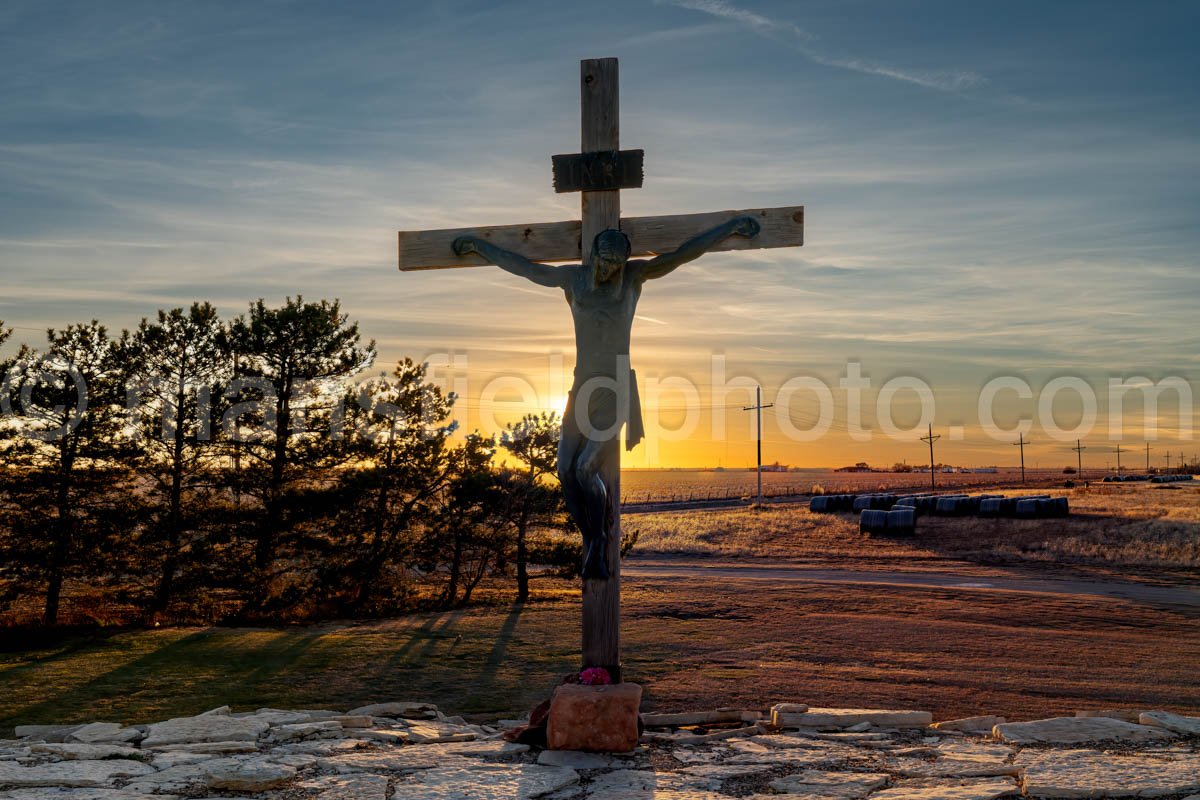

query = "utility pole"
[[743, 386, 773, 504], [1013, 433, 1029, 484], [1114, 444, 1126, 476], [1145, 443, 1151, 473], [1072, 439, 1086, 480], [921, 424, 941, 491], [1166, 451, 1172, 472]]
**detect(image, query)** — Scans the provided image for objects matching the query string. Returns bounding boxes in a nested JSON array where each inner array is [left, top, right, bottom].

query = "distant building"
[[834, 462, 874, 473], [760, 461, 789, 472]]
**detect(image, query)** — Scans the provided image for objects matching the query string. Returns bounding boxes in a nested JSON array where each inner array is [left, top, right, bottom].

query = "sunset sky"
[[2, 1, 1198, 469]]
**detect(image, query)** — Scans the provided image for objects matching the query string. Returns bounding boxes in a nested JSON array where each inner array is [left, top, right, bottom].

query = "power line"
[[742, 386, 774, 504], [1072, 439, 1086, 480], [920, 424, 941, 491], [1012, 433, 1029, 484]]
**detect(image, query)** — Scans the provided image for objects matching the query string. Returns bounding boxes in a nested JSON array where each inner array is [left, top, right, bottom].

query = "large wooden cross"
[[399, 57, 803, 678]]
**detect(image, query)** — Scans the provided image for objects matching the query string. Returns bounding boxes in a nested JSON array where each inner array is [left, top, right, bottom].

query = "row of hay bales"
[[807, 494, 860, 512], [851, 491, 1071, 519], [1150, 474, 1195, 484], [980, 495, 1070, 518], [859, 506, 916, 536], [810, 491, 1071, 537], [928, 494, 1004, 515]]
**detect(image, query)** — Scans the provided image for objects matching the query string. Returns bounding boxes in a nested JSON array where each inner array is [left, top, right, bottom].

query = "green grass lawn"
[[0, 599, 598, 732]]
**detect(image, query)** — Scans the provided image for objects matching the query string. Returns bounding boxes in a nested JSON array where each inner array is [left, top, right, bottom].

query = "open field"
[[3, 481, 1197, 736], [3, 573, 1198, 734], [620, 467, 1065, 503], [629, 483, 1200, 581]]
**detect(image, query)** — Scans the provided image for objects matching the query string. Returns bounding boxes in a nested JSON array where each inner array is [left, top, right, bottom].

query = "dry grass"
[[4, 575, 1198, 730], [630, 485, 1200, 579], [4, 484, 1197, 734]]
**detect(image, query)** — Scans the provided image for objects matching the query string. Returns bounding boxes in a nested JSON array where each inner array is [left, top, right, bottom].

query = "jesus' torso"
[[563, 262, 643, 383]]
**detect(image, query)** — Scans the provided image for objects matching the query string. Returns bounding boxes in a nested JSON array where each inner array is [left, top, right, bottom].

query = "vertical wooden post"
[[580, 58, 620, 265], [579, 57, 622, 681]]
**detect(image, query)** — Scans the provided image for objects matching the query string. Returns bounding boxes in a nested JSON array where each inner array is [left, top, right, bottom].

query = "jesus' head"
[[592, 229, 631, 282]]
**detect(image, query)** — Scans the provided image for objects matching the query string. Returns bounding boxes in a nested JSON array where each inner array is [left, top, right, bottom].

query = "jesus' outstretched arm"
[[453, 236, 567, 289], [635, 216, 761, 281]]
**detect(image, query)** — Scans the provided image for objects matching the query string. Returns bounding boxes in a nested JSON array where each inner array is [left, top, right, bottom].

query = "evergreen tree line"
[[0, 299, 593, 628]]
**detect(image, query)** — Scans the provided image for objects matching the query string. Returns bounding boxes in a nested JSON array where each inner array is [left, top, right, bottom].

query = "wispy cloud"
[[660, 0, 986, 93], [664, 0, 812, 41]]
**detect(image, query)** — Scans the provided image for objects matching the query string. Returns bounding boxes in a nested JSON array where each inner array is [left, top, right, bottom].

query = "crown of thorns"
[[594, 229, 631, 258]]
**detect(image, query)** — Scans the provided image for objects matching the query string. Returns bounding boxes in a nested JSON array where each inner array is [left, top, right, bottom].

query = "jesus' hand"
[[452, 236, 479, 256], [733, 216, 761, 238]]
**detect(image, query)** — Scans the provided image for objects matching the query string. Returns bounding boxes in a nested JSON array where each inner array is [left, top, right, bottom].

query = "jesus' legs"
[[559, 388, 619, 580], [574, 435, 615, 579], [559, 401, 601, 578]]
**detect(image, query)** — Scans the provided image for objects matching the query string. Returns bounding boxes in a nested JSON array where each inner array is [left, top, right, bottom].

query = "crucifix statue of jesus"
[[399, 58, 803, 680], [452, 216, 761, 580]]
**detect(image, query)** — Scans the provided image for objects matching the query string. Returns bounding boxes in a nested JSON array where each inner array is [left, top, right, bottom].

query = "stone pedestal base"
[[546, 683, 642, 753]]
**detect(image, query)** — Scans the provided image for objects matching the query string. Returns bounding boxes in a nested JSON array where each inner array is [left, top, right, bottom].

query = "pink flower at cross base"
[[579, 667, 613, 686]]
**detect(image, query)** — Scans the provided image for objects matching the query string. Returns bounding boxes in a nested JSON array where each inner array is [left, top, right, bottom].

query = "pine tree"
[[1, 322, 129, 625], [500, 411, 562, 602], [122, 303, 232, 612], [225, 298, 374, 591], [329, 358, 458, 612]]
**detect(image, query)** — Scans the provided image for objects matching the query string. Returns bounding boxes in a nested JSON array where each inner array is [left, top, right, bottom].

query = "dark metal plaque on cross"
[[551, 149, 644, 193]]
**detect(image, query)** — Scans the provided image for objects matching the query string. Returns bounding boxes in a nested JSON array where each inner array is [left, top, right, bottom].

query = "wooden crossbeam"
[[397, 205, 804, 271]]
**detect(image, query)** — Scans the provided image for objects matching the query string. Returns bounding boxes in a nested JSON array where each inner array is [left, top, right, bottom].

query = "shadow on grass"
[[0, 627, 323, 732], [462, 602, 528, 709], [0, 602, 587, 733]]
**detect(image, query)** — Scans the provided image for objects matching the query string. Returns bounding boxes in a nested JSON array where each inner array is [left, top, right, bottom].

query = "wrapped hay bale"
[[859, 509, 889, 536], [886, 506, 917, 536]]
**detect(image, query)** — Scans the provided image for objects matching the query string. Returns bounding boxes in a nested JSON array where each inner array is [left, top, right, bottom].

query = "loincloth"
[[565, 367, 644, 452]]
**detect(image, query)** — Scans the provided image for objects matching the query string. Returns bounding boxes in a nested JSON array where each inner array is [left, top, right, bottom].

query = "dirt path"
[[625, 556, 1200, 609]]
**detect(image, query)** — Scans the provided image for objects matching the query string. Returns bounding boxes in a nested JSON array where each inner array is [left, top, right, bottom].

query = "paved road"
[[621, 495, 808, 514], [623, 558, 1200, 609]]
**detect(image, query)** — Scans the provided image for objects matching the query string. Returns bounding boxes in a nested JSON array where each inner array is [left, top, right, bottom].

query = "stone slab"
[[583, 769, 712, 800], [773, 707, 933, 729], [868, 781, 1019, 800], [298, 773, 390, 800], [641, 708, 752, 728], [1018, 749, 1200, 798], [769, 769, 889, 798], [391, 764, 578, 799], [931, 716, 1005, 733], [1140, 711, 1200, 736], [1074, 709, 1148, 723], [319, 740, 528, 773], [536, 749, 625, 769], [346, 702, 438, 719], [29, 743, 141, 760], [12, 725, 83, 742], [65, 724, 140, 745], [0, 760, 156, 787], [993, 716, 1174, 744], [0, 791, 178, 800], [141, 713, 270, 747], [205, 758, 296, 791], [145, 740, 259, 754]]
